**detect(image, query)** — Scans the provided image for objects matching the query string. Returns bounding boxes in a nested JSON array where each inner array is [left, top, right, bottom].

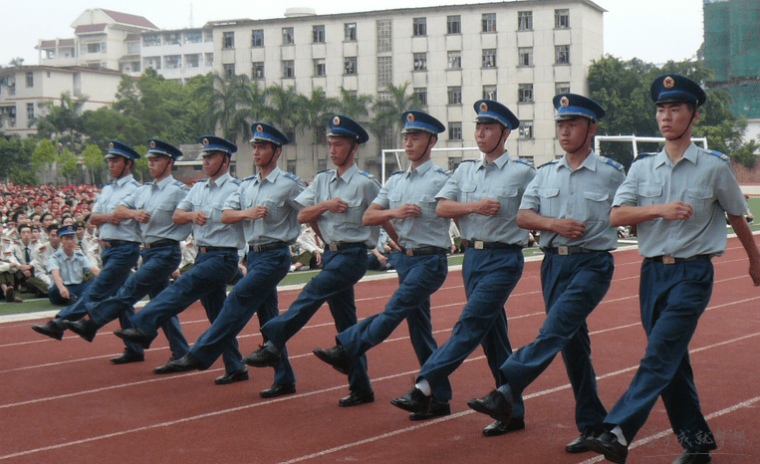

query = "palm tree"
[[337, 87, 373, 120], [368, 82, 423, 171], [199, 73, 257, 144], [33, 92, 89, 152], [263, 84, 306, 139]]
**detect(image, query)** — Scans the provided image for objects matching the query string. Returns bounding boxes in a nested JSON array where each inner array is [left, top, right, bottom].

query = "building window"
[[185, 54, 200, 68], [252, 62, 265, 79], [483, 85, 497, 100], [205, 53, 213, 66], [482, 49, 497, 68], [519, 120, 533, 139], [556, 45, 571, 65], [143, 33, 161, 47], [282, 60, 295, 78], [204, 30, 214, 42], [519, 47, 533, 67], [448, 86, 462, 105], [251, 29, 264, 48], [413, 18, 427, 36], [165, 55, 181, 69], [448, 122, 462, 140], [482, 13, 497, 32], [26, 103, 34, 121], [314, 58, 326, 76], [312, 25, 325, 43], [518, 11, 533, 31], [25, 72, 33, 88], [447, 51, 461, 70], [447, 15, 461, 34], [223, 32, 235, 49], [317, 158, 328, 171], [518, 84, 534, 103], [127, 42, 140, 54], [165, 32, 181, 45], [282, 27, 294, 45], [344, 23, 357, 41], [448, 157, 462, 171], [144, 56, 161, 70], [287, 159, 297, 175], [185, 30, 202, 44], [344, 56, 357, 75], [377, 56, 392, 87], [413, 53, 427, 71], [377, 90, 392, 102], [45, 49, 55, 59], [414, 87, 427, 106], [223, 63, 235, 79], [555, 9, 570, 29], [377, 20, 392, 53], [556, 82, 571, 95], [87, 43, 105, 54]]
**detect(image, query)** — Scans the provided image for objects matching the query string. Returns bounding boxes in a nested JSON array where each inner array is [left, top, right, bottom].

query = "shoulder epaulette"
[[196, 178, 209, 183], [604, 158, 625, 172], [633, 153, 656, 162], [231, 178, 241, 185], [316, 169, 334, 176], [38, 245, 46, 252], [435, 167, 452, 175], [3, 251, 12, 255], [358, 171, 375, 179], [106, 181, 115, 187], [243, 174, 257, 182], [538, 159, 559, 169], [707, 149, 729, 162], [130, 180, 141, 187], [2, 237, 10, 243], [74, 246, 81, 250], [514, 158, 533, 167], [460, 159, 476, 164], [144, 182, 153, 186], [390, 171, 404, 177], [174, 180, 189, 190], [32, 239, 38, 244], [284, 172, 301, 181], [13, 240, 20, 245]]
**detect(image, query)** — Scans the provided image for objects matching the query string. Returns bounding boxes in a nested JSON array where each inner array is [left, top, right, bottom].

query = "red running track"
[[0, 237, 758, 463]]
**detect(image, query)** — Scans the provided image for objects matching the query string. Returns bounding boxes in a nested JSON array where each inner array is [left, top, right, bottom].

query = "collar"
[[406, 159, 434, 178], [331, 164, 359, 183], [152, 175, 175, 191], [477, 151, 510, 171], [557, 150, 598, 172], [656, 142, 698, 168], [255, 167, 282, 185], [207, 172, 231, 188], [114, 173, 135, 187]]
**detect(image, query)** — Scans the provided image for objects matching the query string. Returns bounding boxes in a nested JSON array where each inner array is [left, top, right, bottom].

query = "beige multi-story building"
[[0, 66, 124, 137], [207, 0, 604, 179]]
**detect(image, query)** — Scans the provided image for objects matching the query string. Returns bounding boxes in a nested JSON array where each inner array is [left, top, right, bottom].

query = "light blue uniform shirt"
[[374, 159, 452, 250], [177, 173, 245, 250], [93, 174, 141, 243], [296, 164, 380, 247], [613, 143, 746, 258], [520, 151, 626, 250], [224, 167, 306, 246], [120, 175, 192, 244], [48, 249, 92, 286], [437, 153, 536, 246]]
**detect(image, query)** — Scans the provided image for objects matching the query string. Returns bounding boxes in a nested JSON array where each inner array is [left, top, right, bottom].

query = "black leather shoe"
[[113, 328, 153, 349], [260, 382, 296, 398], [243, 345, 282, 368], [65, 318, 98, 342], [5, 287, 22, 303], [214, 368, 249, 385], [153, 354, 203, 374], [339, 389, 375, 407], [110, 350, 145, 364], [390, 387, 432, 414], [313, 345, 353, 375], [566, 426, 603, 453], [483, 416, 526, 436], [409, 400, 450, 421], [671, 449, 711, 464], [31, 319, 66, 340], [586, 431, 628, 464], [467, 390, 513, 423]]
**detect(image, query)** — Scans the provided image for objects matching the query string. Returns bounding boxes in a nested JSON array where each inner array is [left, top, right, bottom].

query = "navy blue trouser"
[[337, 251, 452, 402], [499, 250, 612, 431], [605, 257, 717, 452], [49, 280, 93, 306], [85, 245, 189, 359], [128, 249, 239, 369], [191, 247, 295, 381], [261, 247, 371, 393], [418, 247, 524, 414]]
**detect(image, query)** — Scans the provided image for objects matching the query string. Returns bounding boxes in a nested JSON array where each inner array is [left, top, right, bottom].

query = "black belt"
[[401, 246, 448, 257], [145, 239, 178, 249], [542, 246, 603, 255], [198, 246, 237, 254], [249, 241, 288, 253], [649, 254, 712, 265], [462, 240, 522, 251], [102, 240, 139, 248], [326, 242, 367, 252]]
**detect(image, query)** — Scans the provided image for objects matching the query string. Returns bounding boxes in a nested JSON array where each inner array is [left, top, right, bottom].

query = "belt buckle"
[[558, 246, 569, 256], [663, 255, 676, 264], [474, 241, 484, 250], [201, 247, 208, 254], [253, 246, 261, 253], [329, 244, 338, 252], [406, 248, 414, 257]]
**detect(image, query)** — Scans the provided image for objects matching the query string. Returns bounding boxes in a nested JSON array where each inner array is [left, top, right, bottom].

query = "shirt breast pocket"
[[389, 192, 403, 209], [538, 187, 561, 217], [684, 187, 714, 223], [264, 198, 286, 222], [582, 190, 610, 222], [459, 182, 477, 202], [637, 184, 662, 206], [417, 195, 438, 218], [495, 187, 519, 218]]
